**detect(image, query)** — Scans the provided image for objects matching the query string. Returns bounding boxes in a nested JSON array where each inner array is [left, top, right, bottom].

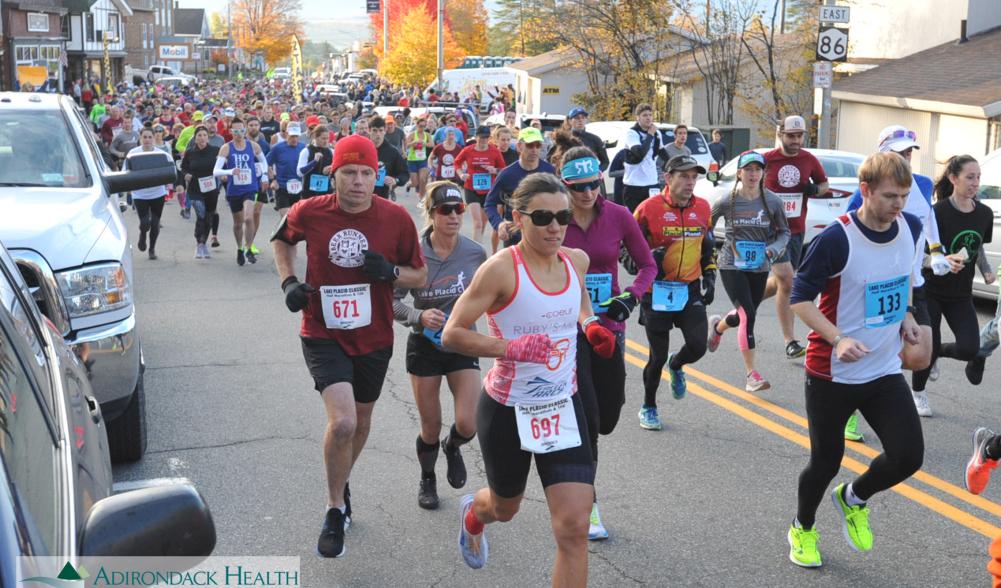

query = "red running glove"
[[585, 321, 616, 359], [503, 333, 554, 364]]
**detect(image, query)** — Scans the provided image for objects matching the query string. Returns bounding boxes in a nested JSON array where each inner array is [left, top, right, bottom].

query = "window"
[[0, 316, 60, 555], [108, 13, 120, 40], [27, 13, 49, 33], [142, 23, 147, 48], [60, 14, 70, 38], [85, 13, 95, 43], [155, 8, 159, 25]]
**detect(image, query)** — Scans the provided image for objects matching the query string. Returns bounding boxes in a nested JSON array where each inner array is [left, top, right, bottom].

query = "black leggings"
[[640, 299, 708, 408], [134, 197, 165, 251], [576, 331, 626, 462], [212, 212, 220, 236], [719, 270, 769, 351], [796, 374, 924, 529], [912, 295, 980, 391], [190, 193, 219, 244]]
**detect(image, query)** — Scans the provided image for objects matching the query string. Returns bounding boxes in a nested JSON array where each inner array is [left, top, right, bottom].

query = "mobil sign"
[[158, 45, 189, 60]]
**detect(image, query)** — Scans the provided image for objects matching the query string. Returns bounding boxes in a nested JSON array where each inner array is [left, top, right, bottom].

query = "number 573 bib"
[[515, 397, 582, 454], [320, 284, 372, 330]]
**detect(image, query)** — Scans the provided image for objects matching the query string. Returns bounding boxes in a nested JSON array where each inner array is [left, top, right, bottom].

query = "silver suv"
[[0, 92, 175, 462]]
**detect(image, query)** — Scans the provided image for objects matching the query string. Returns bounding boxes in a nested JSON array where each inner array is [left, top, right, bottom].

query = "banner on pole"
[[291, 35, 304, 104]]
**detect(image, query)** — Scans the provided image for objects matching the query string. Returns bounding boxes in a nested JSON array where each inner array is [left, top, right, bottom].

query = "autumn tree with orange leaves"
[[231, 0, 305, 65], [369, 0, 486, 61], [378, 4, 464, 87]]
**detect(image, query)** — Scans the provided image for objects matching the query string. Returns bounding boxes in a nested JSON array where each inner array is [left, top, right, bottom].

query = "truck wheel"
[[107, 371, 147, 463]]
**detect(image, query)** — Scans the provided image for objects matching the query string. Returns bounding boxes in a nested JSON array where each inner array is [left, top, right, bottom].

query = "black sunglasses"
[[519, 208, 573, 226], [436, 203, 465, 216], [564, 179, 601, 192]]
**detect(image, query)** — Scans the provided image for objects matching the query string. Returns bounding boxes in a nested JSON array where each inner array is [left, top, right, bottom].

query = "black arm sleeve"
[[623, 131, 655, 165], [701, 231, 717, 271]]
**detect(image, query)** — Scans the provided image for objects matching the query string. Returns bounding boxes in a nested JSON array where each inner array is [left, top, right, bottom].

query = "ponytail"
[[934, 154, 978, 202]]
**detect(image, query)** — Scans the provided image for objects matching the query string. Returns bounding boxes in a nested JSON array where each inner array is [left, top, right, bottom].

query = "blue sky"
[[181, 0, 502, 22]]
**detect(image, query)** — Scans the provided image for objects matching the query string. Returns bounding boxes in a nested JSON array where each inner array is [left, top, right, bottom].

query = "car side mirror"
[[103, 152, 178, 194], [80, 480, 216, 557], [707, 170, 720, 186], [605, 140, 617, 149]]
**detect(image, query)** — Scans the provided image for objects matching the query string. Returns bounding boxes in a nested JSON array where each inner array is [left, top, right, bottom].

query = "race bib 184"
[[780, 193, 803, 218]]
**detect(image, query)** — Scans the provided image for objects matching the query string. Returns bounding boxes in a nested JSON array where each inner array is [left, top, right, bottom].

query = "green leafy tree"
[[488, 0, 558, 56]]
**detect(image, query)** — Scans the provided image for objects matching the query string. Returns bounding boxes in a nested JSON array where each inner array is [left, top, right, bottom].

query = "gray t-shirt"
[[394, 234, 488, 330], [110, 130, 139, 157], [710, 189, 791, 272]]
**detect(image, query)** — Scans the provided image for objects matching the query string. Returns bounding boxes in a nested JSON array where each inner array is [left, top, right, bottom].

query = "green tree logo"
[[20, 561, 89, 587]]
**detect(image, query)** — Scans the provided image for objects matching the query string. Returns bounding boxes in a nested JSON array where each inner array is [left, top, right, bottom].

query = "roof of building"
[[833, 26, 1001, 118], [505, 48, 580, 75], [173, 8, 207, 37]]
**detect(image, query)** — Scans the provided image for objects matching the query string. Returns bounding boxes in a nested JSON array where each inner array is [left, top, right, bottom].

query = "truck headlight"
[[56, 263, 131, 318]]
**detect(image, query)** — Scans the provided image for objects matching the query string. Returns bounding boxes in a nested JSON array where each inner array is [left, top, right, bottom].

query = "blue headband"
[[561, 156, 601, 181]]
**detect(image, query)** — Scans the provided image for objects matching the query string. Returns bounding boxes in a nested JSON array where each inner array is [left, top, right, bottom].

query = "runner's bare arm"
[[395, 264, 427, 289], [272, 239, 297, 282], [441, 252, 514, 357]]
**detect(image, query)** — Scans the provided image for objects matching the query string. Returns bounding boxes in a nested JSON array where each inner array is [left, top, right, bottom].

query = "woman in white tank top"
[[443, 173, 617, 583]]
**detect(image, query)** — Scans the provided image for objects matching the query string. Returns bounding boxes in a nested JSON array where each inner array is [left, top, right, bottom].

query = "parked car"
[[696, 148, 865, 244], [273, 67, 291, 80], [973, 148, 1001, 299], [146, 64, 194, 83], [587, 121, 713, 193], [157, 76, 191, 88], [0, 92, 177, 462], [0, 241, 215, 583]]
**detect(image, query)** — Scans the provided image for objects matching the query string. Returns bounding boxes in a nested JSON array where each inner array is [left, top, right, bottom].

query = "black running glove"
[[282, 276, 316, 312], [803, 183, 819, 197], [599, 292, 637, 322], [701, 270, 716, 306], [362, 250, 399, 282]]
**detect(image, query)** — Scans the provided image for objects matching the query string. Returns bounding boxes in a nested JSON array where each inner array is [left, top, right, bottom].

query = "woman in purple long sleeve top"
[[558, 146, 656, 541]]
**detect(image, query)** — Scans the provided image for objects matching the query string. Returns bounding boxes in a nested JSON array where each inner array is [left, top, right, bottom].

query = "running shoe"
[[148, 249, 157, 261], [211, 235, 220, 248], [246, 249, 257, 264], [443, 438, 467, 489], [458, 494, 488, 569], [745, 370, 770, 393], [787, 523, 822, 568], [785, 340, 806, 359], [638, 406, 662, 430], [707, 314, 723, 352], [138, 230, 147, 252], [316, 508, 346, 558], [965, 356, 987, 386], [418, 475, 439, 510], [912, 390, 933, 417], [844, 412, 865, 443], [180, 208, 191, 220], [831, 483, 873, 552], [966, 427, 999, 495], [667, 353, 687, 400], [928, 360, 939, 381], [194, 245, 204, 259], [250, 244, 261, 255], [237, 248, 245, 266], [202, 244, 212, 259], [588, 502, 609, 541]]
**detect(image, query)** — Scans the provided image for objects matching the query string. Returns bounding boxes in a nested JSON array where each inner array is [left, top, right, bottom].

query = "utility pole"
[[383, 0, 389, 58], [818, 0, 834, 149], [436, 0, 444, 92]]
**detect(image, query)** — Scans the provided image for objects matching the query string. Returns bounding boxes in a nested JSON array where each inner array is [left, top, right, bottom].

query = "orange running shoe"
[[966, 427, 999, 495]]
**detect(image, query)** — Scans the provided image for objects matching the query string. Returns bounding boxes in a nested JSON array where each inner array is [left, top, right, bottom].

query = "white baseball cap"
[[782, 115, 807, 133], [877, 125, 920, 153], [286, 122, 302, 136]]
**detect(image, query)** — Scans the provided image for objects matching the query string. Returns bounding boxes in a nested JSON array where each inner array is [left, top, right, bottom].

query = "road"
[[115, 193, 1001, 587]]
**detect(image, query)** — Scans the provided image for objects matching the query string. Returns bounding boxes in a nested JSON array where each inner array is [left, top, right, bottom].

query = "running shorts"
[[407, 159, 428, 173], [225, 192, 255, 213], [464, 188, 486, 207], [405, 332, 480, 377], [300, 337, 392, 403], [476, 389, 594, 499], [274, 187, 301, 210]]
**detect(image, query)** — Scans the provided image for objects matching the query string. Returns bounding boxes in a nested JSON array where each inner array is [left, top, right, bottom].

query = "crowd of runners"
[[73, 73, 1001, 584]]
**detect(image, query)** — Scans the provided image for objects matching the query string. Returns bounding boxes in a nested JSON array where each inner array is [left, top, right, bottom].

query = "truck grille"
[[12, 252, 71, 336]]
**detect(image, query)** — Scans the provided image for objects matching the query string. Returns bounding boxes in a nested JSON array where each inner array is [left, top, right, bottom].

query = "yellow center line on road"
[[623, 337, 1001, 521], [621, 349, 1001, 539]]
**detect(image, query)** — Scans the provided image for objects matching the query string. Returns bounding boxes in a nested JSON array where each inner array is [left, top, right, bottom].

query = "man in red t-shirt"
[[762, 115, 828, 359], [455, 125, 507, 243], [271, 135, 427, 558]]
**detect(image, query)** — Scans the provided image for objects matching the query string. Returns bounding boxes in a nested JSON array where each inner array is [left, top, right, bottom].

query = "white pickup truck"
[[0, 92, 177, 462]]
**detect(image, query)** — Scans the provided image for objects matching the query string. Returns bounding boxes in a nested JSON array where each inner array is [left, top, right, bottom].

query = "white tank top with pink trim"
[[484, 246, 581, 407]]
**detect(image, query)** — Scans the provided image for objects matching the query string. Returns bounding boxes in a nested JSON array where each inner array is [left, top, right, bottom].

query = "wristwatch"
[[393, 266, 401, 280], [906, 305, 917, 315], [831, 335, 843, 347]]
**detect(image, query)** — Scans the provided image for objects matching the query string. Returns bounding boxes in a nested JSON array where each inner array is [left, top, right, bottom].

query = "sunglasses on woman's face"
[[435, 203, 465, 216], [564, 179, 601, 193], [519, 208, 573, 226]]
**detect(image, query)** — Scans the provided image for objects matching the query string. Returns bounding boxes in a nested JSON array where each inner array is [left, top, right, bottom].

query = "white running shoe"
[[912, 390, 933, 417]]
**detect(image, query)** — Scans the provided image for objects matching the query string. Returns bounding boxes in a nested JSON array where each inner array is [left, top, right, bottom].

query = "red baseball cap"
[[331, 135, 378, 173], [305, 115, 321, 129]]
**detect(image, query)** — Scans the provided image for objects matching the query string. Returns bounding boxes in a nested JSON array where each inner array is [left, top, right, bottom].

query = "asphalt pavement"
[[114, 192, 1001, 587]]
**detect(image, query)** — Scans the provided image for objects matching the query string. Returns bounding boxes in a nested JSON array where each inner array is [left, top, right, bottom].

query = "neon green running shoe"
[[787, 523, 822, 568], [844, 412, 865, 443], [831, 483, 873, 551], [249, 244, 261, 255]]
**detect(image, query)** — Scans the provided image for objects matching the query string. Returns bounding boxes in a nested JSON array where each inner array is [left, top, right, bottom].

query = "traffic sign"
[[813, 62, 833, 88], [819, 5, 850, 24], [816, 26, 848, 62], [366, 0, 380, 13]]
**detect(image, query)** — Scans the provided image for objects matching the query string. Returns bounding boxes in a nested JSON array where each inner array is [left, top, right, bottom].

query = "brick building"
[[0, 0, 69, 91], [122, 0, 153, 72]]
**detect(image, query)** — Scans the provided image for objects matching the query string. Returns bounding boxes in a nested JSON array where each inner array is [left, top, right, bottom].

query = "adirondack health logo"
[[21, 561, 88, 586]]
